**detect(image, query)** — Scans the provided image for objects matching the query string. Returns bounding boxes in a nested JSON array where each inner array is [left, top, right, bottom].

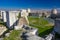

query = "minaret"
[[51, 9, 60, 34]]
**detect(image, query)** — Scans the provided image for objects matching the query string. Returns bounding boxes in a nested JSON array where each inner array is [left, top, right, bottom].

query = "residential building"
[[6, 11, 20, 29], [0, 11, 2, 19], [1, 11, 6, 22]]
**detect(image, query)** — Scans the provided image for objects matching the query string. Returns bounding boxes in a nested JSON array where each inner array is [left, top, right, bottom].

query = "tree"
[[42, 12, 46, 17], [17, 13, 21, 19]]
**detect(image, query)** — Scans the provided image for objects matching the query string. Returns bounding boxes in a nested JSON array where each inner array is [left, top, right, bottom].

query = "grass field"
[[28, 16, 54, 37], [4, 30, 22, 40]]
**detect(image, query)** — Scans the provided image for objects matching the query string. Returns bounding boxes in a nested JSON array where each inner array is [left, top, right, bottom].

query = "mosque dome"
[[51, 9, 57, 14]]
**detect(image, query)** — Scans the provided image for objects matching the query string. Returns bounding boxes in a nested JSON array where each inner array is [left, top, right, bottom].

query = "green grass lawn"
[[3, 30, 22, 40], [28, 16, 54, 37]]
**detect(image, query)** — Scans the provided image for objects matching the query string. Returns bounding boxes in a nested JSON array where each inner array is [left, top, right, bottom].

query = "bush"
[[17, 13, 21, 19]]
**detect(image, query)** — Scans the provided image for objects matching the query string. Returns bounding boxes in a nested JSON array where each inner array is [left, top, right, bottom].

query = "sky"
[[0, 0, 60, 9]]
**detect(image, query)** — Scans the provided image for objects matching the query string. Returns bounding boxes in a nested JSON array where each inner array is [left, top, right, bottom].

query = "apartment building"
[[6, 11, 20, 29]]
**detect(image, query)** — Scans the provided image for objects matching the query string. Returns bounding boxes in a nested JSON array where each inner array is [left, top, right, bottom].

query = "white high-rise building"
[[21, 9, 30, 17], [20, 9, 30, 24], [6, 11, 20, 29], [0, 11, 2, 19], [21, 9, 28, 17], [1, 11, 6, 22]]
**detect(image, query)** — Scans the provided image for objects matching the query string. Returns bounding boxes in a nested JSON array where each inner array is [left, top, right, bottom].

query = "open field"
[[28, 16, 54, 37]]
